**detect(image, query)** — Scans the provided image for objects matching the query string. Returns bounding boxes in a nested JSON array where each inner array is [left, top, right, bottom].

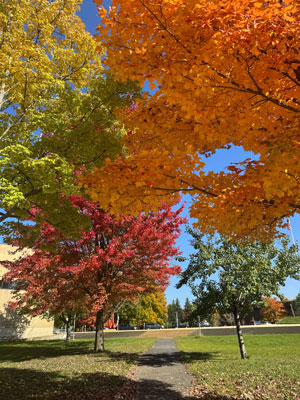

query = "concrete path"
[[134, 338, 195, 399]]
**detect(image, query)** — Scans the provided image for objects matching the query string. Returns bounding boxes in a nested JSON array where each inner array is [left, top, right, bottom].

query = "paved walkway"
[[134, 338, 196, 399]]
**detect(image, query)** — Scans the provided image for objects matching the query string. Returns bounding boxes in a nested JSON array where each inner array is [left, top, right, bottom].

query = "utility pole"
[[72, 314, 76, 340], [290, 302, 295, 317], [176, 311, 178, 328], [198, 316, 201, 336]]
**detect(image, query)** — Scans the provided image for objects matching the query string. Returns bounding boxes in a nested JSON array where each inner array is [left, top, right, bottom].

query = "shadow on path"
[[133, 377, 233, 399], [133, 338, 231, 399], [138, 351, 218, 368]]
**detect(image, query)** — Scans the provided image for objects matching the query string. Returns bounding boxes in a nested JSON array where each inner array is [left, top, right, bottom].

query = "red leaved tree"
[[4, 196, 185, 351], [6, 251, 90, 342]]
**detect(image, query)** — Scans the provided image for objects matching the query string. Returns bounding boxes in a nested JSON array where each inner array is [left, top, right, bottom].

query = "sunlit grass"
[[175, 334, 300, 399], [276, 316, 300, 324]]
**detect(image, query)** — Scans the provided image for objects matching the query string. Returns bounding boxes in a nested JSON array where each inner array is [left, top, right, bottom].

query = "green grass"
[[175, 334, 300, 399], [276, 316, 300, 324], [0, 338, 155, 400]]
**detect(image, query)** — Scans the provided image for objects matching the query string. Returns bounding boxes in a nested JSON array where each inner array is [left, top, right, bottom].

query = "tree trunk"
[[233, 305, 248, 359], [65, 319, 71, 342], [94, 309, 105, 352]]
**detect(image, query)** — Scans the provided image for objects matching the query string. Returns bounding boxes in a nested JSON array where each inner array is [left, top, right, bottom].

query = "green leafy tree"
[[0, 0, 140, 239], [167, 301, 177, 326], [295, 292, 300, 312], [174, 298, 184, 324], [178, 229, 300, 359], [183, 298, 195, 326], [167, 298, 183, 327]]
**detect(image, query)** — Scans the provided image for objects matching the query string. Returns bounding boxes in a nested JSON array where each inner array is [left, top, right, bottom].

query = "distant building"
[[0, 244, 53, 340]]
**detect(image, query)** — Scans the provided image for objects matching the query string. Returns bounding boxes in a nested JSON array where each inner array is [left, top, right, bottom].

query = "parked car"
[[145, 323, 163, 329], [172, 322, 189, 328], [118, 324, 137, 330], [53, 328, 66, 334], [189, 321, 212, 327], [200, 320, 211, 327]]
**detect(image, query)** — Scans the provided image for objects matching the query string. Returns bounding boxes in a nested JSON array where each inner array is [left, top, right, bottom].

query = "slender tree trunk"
[[65, 320, 71, 342], [94, 309, 105, 352], [0, 81, 6, 111], [233, 304, 248, 359]]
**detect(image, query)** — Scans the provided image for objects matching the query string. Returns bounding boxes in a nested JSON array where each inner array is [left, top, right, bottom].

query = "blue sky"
[[78, 0, 299, 305]]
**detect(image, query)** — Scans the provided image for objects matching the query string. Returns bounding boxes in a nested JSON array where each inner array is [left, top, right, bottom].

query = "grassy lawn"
[[175, 334, 300, 399], [0, 338, 155, 400], [277, 316, 300, 324]]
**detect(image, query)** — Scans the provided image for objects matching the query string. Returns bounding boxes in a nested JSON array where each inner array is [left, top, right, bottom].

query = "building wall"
[[0, 244, 53, 340]]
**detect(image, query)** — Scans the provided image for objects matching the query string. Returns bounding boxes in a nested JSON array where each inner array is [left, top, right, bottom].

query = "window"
[[0, 280, 17, 290]]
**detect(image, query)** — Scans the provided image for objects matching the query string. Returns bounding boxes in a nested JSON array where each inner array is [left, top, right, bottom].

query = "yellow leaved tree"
[[0, 1, 139, 238], [0, 0, 102, 140], [119, 292, 168, 327]]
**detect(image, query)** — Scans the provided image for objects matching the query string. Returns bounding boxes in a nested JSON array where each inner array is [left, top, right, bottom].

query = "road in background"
[[74, 324, 300, 340]]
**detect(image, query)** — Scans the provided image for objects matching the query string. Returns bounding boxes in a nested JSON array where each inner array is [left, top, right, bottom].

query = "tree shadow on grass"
[[179, 351, 221, 364], [0, 367, 125, 400], [0, 340, 94, 363], [0, 367, 237, 400], [0, 340, 143, 365], [0, 343, 220, 367]]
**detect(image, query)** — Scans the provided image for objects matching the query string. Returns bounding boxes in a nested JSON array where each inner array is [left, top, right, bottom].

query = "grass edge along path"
[[276, 316, 300, 324], [175, 334, 300, 400], [0, 337, 156, 400]]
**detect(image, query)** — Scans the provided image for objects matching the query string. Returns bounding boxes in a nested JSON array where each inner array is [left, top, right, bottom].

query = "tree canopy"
[[183, 298, 196, 326], [119, 292, 168, 327], [177, 229, 300, 358], [0, 0, 140, 238], [261, 297, 287, 323], [167, 298, 183, 326], [295, 291, 300, 311], [83, 0, 300, 241], [4, 196, 185, 351]]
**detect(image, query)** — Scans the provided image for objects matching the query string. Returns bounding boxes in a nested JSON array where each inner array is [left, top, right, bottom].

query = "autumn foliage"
[[83, 0, 300, 240], [261, 297, 287, 323], [4, 196, 185, 350], [119, 292, 168, 327], [0, 0, 143, 241]]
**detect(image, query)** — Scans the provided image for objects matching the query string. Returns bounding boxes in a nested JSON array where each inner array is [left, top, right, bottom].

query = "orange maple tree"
[[261, 297, 287, 323], [82, 0, 300, 240]]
